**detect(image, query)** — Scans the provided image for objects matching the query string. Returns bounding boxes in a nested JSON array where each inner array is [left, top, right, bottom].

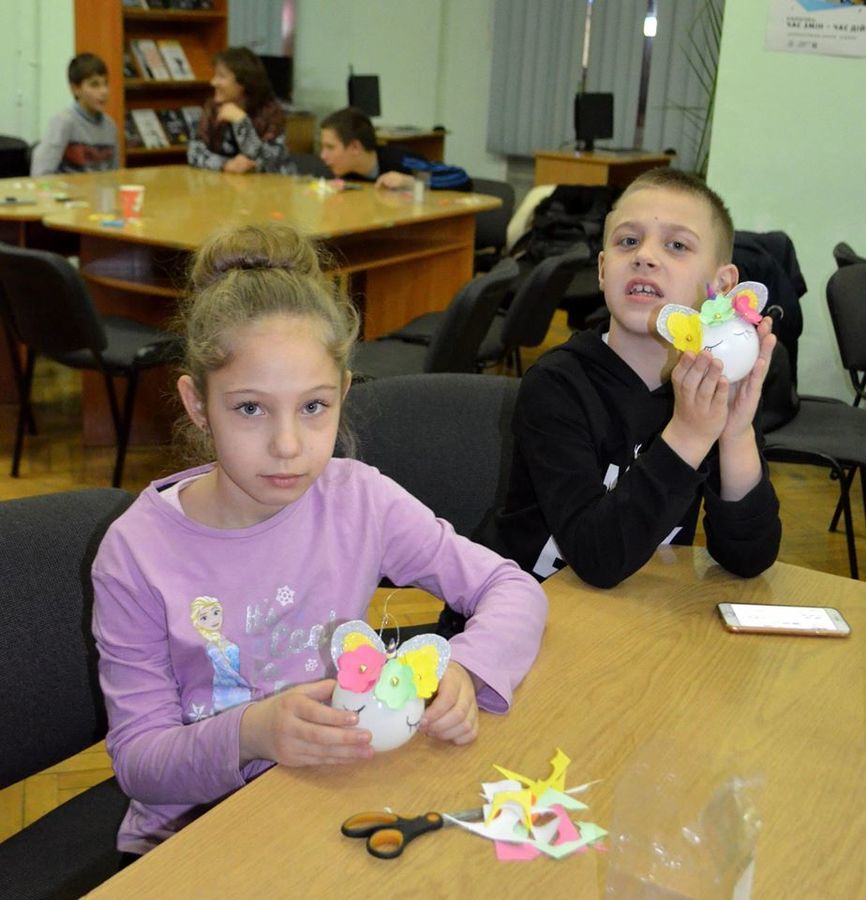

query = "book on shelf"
[[122, 49, 140, 79], [157, 39, 195, 80], [122, 0, 147, 8], [181, 105, 203, 138], [157, 108, 189, 145], [130, 108, 169, 148], [130, 39, 171, 81], [124, 112, 144, 149]]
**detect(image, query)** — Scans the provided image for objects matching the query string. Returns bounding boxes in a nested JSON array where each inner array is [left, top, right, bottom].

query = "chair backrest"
[[425, 257, 519, 373], [833, 241, 866, 269], [341, 373, 518, 538], [826, 263, 866, 404], [0, 488, 134, 788], [0, 242, 108, 357], [500, 247, 590, 351], [0, 135, 30, 178], [472, 178, 516, 252], [288, 152, 333, 178]]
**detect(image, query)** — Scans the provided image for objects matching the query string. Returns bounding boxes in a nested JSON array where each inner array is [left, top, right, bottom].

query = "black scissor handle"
[[367, 812, 443, 859]]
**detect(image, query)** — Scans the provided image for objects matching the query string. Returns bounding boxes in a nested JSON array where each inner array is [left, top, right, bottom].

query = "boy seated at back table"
[[31, 52, 117, 177], [318, 106, 472, 191], [488, 168, 782, 588]]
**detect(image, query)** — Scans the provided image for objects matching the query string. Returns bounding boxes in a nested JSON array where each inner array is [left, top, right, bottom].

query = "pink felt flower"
[[337, 644, 386, 692], [732, 289, 762, 324]]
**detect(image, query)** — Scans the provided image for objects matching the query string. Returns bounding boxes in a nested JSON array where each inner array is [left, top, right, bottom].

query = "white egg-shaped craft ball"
[[332, 684, 425, 752], [702, 318, 760, 383]]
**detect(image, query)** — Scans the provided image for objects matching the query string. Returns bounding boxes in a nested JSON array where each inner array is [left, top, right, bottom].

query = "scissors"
[[341, 807, 483, 859]]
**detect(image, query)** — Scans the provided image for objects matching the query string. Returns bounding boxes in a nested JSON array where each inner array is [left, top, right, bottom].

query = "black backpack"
[[512, 184, 618, 264]]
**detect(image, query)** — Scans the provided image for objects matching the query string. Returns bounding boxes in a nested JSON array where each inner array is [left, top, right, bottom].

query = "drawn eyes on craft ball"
[[656, 281, 769, 382], [330, 620, 450, 752]]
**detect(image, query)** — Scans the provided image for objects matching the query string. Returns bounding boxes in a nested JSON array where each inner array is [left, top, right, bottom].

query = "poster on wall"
[[766, 0, 866, 57]]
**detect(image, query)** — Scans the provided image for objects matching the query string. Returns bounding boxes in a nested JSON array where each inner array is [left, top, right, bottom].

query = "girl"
[[91, 223, 547, 856], [187, 46, 291, 174]]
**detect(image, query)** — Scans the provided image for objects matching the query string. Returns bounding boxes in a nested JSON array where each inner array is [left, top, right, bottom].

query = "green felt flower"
[[699, 294, 735, 326], [374, 658, 418, 709]]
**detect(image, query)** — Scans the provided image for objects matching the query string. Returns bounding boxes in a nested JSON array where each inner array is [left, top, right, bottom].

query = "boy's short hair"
[[608, 168, 735, 263], [320, 107, 377, 151], [68, 53, 107, 85]]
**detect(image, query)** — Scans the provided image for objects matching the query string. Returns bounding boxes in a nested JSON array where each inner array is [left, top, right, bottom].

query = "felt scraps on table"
[[443, 748, 607, 861]]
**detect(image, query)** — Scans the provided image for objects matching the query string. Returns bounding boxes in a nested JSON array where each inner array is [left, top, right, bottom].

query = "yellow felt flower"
[[342, 632, 375, 653], [667, 312, 702, 353], [399, 645, 441, 699]]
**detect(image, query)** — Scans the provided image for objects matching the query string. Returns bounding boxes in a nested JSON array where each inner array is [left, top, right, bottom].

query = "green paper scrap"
[[537, 787, 588, 811], [575, 821, 608, 844]]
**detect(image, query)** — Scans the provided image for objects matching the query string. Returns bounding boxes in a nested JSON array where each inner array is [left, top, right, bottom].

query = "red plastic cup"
[[118, 184, 145, 219]]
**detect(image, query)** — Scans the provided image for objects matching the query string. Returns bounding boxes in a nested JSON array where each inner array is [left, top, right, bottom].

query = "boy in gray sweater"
[[31, 53, 118, 176]]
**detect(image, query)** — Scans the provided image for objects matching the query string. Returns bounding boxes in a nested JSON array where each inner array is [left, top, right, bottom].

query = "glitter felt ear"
[[330, 620, 384, 669]]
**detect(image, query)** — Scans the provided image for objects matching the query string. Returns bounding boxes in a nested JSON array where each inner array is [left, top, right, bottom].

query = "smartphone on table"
[[717, 603, 851, 637]]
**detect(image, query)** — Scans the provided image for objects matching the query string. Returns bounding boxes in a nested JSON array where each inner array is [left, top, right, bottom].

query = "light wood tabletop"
[[28, 166, 493, 249], [87, 548, 866, 898]]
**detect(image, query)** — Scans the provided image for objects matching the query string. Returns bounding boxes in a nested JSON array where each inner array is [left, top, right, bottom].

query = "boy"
[[318, 106, 471, 191], [31, 53, 118, 177], [492, 168, 781, 588]]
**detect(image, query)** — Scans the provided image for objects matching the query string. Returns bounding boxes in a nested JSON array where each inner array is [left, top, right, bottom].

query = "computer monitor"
[[348, 74, 381, 118], [259, 54, 293, 103], [574, 92, 614, 152]]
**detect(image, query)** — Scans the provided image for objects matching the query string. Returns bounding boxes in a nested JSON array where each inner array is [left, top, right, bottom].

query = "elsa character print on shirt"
[[190, 595, 252, 714]]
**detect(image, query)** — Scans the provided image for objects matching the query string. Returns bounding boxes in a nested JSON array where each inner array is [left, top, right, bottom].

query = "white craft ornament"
[[656, 281, 769, 383], [329, 620, 450, 752]]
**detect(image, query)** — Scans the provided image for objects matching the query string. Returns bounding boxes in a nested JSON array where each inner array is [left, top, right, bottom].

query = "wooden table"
[[377, 128, 446, 162], [0, 168, 497, 442], [87, 548, 866, 898], [533, 150, 671, 188]]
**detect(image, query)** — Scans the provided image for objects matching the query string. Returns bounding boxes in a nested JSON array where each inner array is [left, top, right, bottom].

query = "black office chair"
[[761, 344, 866, 580], [350, 257, 519, 380], [0, 135, 30, 177], [832, 241, 866, 269], [0, 243, 182, 487], [342, 373, 518, 539], [286, 152, 333, 178], [472, 178, 515, 272], [0, 488, 134, 899], [387, 248, 588, 375], [826, 264, 866, 408]]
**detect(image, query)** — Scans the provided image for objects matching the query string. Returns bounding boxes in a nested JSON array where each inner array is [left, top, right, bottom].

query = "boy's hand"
[[419, 661, 479, 745], [223, 154, 257, 174], [721, 317, 776, 441], [239, 679, 373, 767], [375, 171, 414, 190], [663, 350, 730, 469], [216, 101, 246, 124]]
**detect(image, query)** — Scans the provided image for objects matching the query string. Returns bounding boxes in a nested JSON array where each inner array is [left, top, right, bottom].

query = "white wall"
[[0, 0, 74, 145], [709, 0, 864, 399], [293, 0, 506, 179]]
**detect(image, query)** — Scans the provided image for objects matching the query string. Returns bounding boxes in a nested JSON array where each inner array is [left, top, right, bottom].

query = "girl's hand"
[[223, 154, 257, 174], [721, 317, 777, 441], [216, 101, 246, 124], [239, 679, 373, 767], [662, 350, 730, 469], [419, 661, 479, 745]]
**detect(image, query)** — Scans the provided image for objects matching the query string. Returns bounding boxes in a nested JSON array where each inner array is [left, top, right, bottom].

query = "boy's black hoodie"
[[490, 327, 781, 587]]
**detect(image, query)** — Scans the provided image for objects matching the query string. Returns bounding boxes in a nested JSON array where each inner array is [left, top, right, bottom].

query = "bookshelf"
[[74, 0, 227, 166]]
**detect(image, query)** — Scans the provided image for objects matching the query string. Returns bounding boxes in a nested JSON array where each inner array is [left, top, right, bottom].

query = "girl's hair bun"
[[190, 223, 322, 289]]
